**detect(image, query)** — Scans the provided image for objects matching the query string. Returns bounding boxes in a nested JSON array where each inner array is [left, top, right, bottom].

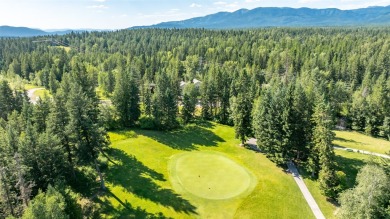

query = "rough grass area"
[[33, 89, 51, 99], [24, 84, 41, 90], [100, 122, 314, 219], [302, 150, 371, 219], [334, 130, 390, 154], [300, 131, 388, 219]]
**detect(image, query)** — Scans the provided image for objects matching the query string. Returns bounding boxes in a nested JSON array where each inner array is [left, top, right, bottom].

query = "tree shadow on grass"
[[97, 190, 171, 219], [137, 124, 225, 151], [106, 148, 197, 215], [335, 154, 367, 188], [333, 137, 362, 147]]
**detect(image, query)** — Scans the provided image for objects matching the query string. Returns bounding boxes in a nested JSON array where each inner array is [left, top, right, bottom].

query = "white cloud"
[[87, 4, 108, 9], [245, 0, 261, 2], [190, 3, 202, 8], [93, 0, 106, 2]]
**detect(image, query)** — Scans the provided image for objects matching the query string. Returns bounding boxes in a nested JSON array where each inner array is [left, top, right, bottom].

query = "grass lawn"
[[301, 150, 372, 219], [300, 131, 387, 219], [334, 130, 390, 154], [33, 89, 51, 98], [24, 84, 42, 90], [100, 122, 314, 218]]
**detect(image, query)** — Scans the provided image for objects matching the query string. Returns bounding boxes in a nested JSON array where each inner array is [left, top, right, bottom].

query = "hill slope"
[[132, 6, 390, 29], [0, 26, 94, 37], [0, 26, 48, 37]]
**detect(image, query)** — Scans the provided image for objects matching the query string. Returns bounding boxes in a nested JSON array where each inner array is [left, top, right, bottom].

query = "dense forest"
[[0, 28, 389, 218]]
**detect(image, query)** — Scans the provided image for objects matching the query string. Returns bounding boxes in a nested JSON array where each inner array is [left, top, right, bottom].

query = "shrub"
[[139, 115, 157, 130]]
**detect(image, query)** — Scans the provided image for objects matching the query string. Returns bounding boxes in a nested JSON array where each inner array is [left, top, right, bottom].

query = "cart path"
[[333, 146, 390, 159], [287, 161, 326, 219], [246, 138, 325, 219]]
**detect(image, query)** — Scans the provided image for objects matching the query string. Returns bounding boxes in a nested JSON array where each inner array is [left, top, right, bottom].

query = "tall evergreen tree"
[[230, 69, 253, 145], [309, 96, 339, 198], [66, 81, 109, 190], [112, 68, 140, 127], [152, 72, 178, 130], [181, 83, 198, 124], [0, 80, 15, 120]]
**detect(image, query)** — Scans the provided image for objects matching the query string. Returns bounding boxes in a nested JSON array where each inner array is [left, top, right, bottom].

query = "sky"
[[1, 0, 390, 30]]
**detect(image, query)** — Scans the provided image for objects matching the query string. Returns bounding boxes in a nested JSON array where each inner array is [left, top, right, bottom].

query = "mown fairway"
[[100, 122, 314, 218], [334, 130, 390, 154]]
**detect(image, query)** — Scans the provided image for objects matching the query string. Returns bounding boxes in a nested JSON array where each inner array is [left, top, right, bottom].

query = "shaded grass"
[[300, 148, 372, 219], [105, 148, 196, 214], [334, 130, 390, 154], [102, 122, 314, 218]]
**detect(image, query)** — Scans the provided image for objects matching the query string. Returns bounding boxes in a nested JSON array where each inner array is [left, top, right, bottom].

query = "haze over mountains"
[[0, 26, 86, 37], [1, 5, 390, 37]]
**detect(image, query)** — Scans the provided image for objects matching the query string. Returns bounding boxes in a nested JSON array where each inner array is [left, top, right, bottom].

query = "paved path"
[[27, 88, 44, 104], [245, 138, 325, 218], [287, 161, 326, 219], [333, 146, 390, 159]]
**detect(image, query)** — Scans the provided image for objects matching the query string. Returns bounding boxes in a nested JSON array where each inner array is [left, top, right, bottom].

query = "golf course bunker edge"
[[169, 151, 257, 200]]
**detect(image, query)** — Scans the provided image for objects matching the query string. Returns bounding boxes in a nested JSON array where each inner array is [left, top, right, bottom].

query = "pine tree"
[[152, 72, 178, 130], [309, 96, 339, 198], [46, 88, 75, 180], [230, 70, 253, 145], [0, 80, 15, 120], [66, 81, 109, 190], [181, 83, 198, 124], [22, 185, 69, 219], [252, 83, 296, 165], [112, 68, 140, 127]]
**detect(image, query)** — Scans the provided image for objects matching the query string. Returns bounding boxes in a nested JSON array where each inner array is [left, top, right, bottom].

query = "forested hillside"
[[0, 28, 389, 218], [135, 6, 390, 29]]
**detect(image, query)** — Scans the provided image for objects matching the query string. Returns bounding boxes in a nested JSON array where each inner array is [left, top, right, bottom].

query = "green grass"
[[334, 130, 390, 154], [34, 89, 51, 98], [301, 150, 371, 219], [100, 123, 314, 218], [24, 84, 41, 90], [300, 131, 384, 219], [169, 151, 257, 200], [54, 45, 71, 52]]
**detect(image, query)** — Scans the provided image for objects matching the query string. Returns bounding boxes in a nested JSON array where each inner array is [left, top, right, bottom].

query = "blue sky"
[[1, 0, 390, 30]]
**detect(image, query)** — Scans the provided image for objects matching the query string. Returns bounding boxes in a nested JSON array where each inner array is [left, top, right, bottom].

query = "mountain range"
[[0, 26, 100, 37], [132, 5, 390, 29], [2, 5, 390, 37]]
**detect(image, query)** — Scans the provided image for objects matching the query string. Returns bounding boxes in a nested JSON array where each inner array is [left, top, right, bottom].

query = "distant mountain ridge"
[[0, 26, 97, 37], [131, 5, 390, 29]]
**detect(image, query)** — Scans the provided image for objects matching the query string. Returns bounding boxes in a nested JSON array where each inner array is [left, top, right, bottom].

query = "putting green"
[[169, 151, 256, 200]]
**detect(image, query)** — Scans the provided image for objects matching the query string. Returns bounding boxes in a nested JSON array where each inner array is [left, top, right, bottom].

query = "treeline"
[[0, 28, 389, 217], [1, 28, 389, 137], [0, 60, 108, 218]]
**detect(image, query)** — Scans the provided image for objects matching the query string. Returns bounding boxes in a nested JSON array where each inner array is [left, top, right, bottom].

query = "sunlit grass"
[[102, 123, 314, 218], [334, 130, 390, 154], [301, 131, 383, 219]]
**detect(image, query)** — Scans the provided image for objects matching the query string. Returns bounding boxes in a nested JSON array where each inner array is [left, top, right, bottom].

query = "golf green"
[[169, 151, 256, 200]]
